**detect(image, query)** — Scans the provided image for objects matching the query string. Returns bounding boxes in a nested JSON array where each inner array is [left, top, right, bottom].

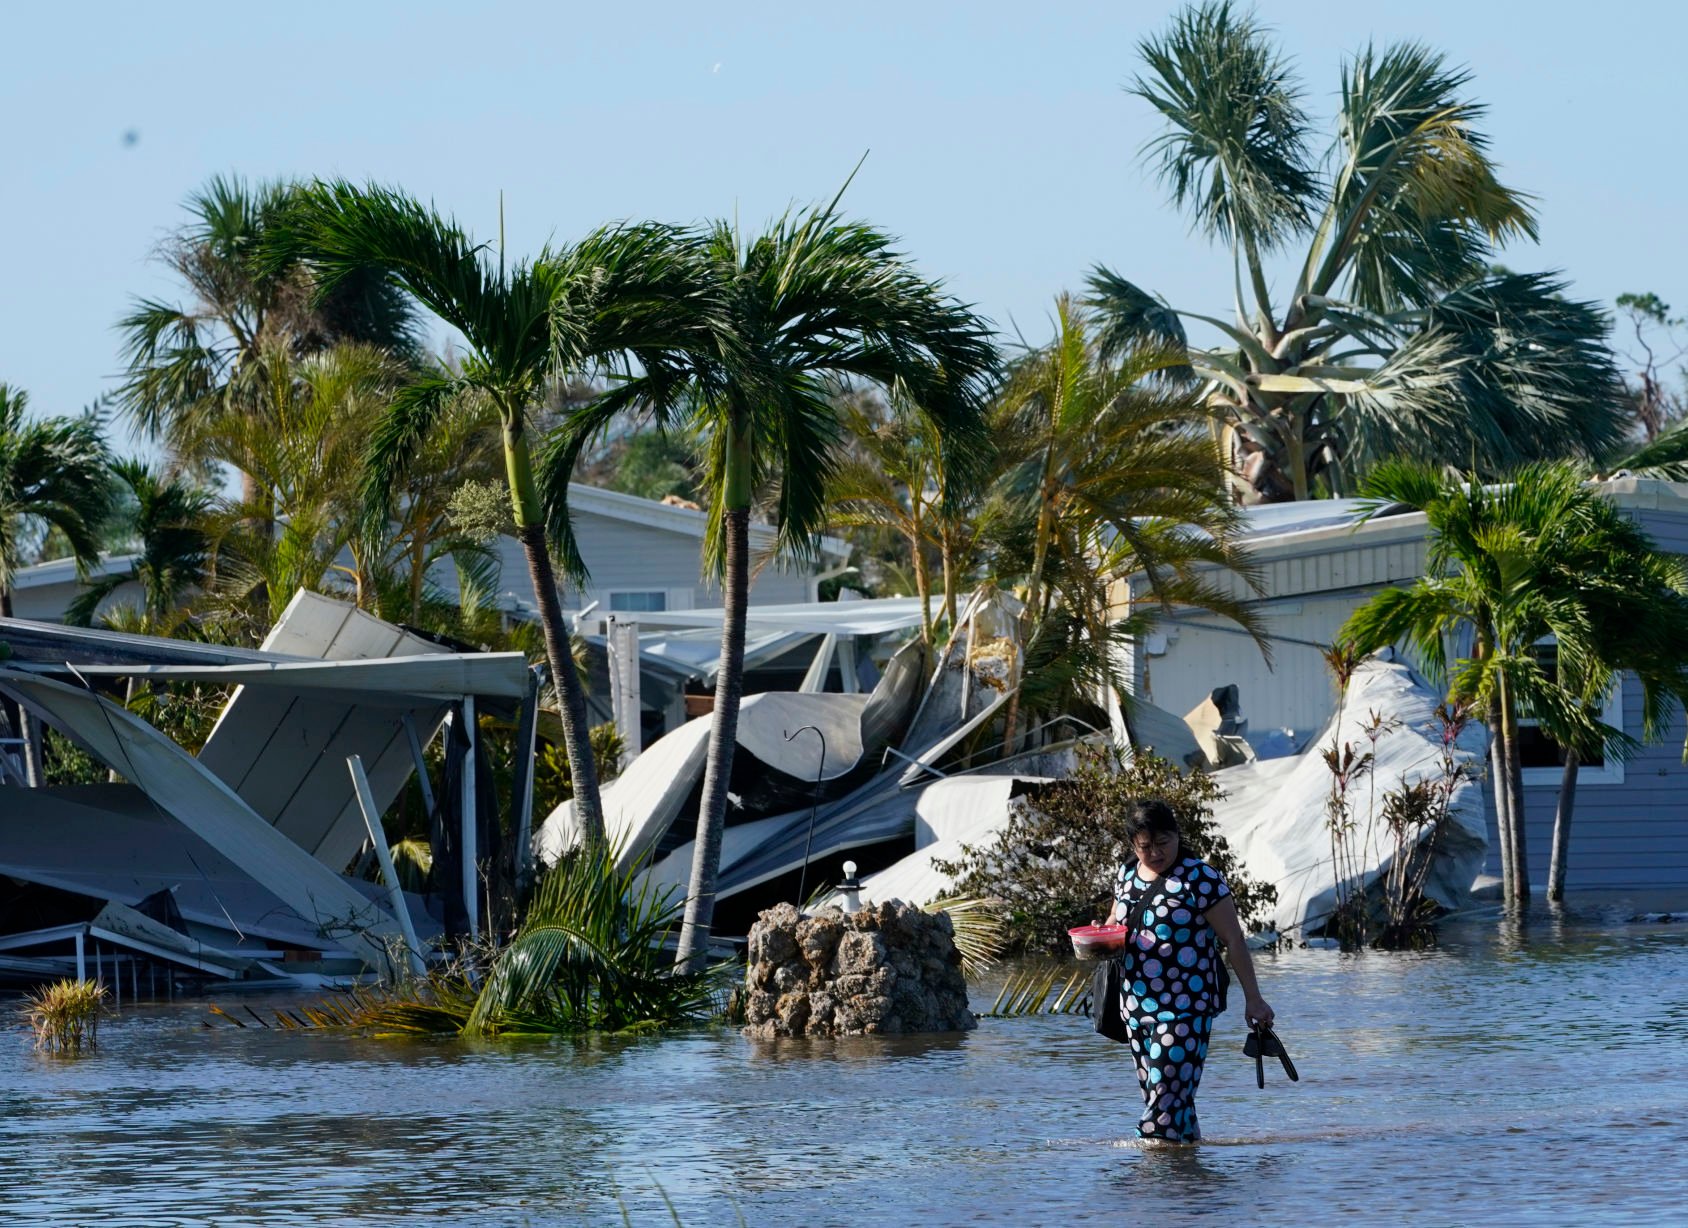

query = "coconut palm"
[[1090, 2, 1626, 503], [117, 174, 421, 499], [0, 385, 113, 783], [983, 296, 1264, 746], [268, 182, 723, 848], [1339, 462, 1688, 907], [550, 205, 998, 970], [64, 459, 213, 632]]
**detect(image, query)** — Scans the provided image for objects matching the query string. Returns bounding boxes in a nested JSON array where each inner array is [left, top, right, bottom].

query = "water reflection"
[[2, 914, 1685, 1226], [744, 1028, 973, 1065]]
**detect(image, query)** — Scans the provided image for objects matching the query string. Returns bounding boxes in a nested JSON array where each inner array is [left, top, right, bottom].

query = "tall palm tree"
[[984, 296, 1264, 746], [1090, 2, 1626, 503], [64, 459, 212, 632], [552, 205, 998, 970], [1339, 462, 1688, 908], [116, 174, 421, 499], [268, 182, 723, 848], [0, 385, 113, 784]]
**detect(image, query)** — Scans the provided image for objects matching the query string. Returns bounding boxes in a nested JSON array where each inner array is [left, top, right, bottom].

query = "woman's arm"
[[1204, 897, 1274, 1028]]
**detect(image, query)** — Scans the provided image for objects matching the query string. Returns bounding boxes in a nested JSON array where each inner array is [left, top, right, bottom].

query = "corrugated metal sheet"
[[0, 672, 407, 968], [196, 592, 485, 870]]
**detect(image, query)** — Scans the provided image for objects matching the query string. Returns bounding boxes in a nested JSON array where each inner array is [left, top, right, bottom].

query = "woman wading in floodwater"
[[1105, 799, 1274, 1143]]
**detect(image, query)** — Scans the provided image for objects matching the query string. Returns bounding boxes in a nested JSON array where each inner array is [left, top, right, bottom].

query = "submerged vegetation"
[[291, 843, 719, 1038]]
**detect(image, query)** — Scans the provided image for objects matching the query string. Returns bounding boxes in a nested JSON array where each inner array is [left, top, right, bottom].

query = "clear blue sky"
[[4, 1, 1683, 437]]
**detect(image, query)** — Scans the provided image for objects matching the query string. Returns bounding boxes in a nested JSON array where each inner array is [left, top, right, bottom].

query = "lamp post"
[[783, 724, 827, 911]]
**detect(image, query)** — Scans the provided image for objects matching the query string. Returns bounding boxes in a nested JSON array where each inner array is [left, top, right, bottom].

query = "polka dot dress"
[[1111, 854, 1232, 1142]]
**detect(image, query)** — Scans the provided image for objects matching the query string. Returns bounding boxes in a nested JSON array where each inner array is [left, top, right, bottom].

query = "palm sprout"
[[981, 297, 1263, 745], [65, 459, 212, 632]]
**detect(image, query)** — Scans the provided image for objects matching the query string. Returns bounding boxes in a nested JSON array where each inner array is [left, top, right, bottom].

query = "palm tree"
[[1090, 2, 1626, 503], [553, 205, 998, 970], [1532, 506, 1688, 901], [1339, 462, 1688, 908], [268, 182, 723, 848], [827, 395, 948, 641], [189, 341, 409, 630], [64, 459, 212, 632], [984, 296, 1264, 746], [360, 379, 505, 626], [116, 174, 420, 500], [0, 385, 113, 784]]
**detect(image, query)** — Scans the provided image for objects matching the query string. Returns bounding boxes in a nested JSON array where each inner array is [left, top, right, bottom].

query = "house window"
[[608, 590, 668, 613], [1516, 641, 1625, 786]]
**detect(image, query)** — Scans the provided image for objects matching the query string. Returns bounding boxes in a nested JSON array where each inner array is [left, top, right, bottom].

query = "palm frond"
[[1130, 0, 1317, 250], [1314, 42, 1537, 307]]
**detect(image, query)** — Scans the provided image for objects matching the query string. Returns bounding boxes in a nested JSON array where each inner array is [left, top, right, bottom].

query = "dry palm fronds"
[[924, 896, 1008, 976]]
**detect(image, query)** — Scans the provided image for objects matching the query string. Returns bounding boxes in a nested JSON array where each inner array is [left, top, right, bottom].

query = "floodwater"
[[4, 909, 1687, 1227]]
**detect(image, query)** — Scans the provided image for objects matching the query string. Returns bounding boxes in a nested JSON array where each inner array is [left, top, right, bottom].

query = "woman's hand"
[[1244, 994, 1275, 1029]]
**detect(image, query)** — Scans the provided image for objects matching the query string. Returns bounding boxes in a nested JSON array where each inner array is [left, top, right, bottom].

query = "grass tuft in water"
[[23, 978, 108, 1055]]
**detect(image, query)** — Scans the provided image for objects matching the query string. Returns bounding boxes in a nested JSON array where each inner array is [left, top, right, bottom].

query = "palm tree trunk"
[[676, 424, 753, 972], [1547, 748, 1580, 903], [1286, 416, 1310, 502], [912, 529, 932, 645], [941, 526, 958, 631], [1487, 691, 1516, 909], [1500, 683, 1531, 906], [410, 537, 426, 624], [1002, 480, 1057, 755], [504, 422, 605, 848]]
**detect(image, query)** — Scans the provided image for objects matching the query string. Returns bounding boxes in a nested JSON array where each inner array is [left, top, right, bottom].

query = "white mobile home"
[[10, 484, 852, 627], [489, 484, 851, 618], [1119, 478, 1688, 896]]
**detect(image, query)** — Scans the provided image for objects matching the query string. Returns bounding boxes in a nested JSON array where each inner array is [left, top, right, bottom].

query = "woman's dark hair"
[[1122, 798, 1181, 843]]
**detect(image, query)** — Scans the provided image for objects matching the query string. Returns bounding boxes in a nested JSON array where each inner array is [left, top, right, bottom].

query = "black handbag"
[[1091, 956, 1131, 1043], [1243, 1023, 1300, 1088]]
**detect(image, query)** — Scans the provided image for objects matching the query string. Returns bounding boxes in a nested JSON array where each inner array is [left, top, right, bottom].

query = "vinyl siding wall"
[[487, 511, 822, 613]]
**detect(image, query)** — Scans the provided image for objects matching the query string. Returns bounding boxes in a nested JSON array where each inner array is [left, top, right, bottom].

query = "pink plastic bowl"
[[1068, 923, 1130, 959]]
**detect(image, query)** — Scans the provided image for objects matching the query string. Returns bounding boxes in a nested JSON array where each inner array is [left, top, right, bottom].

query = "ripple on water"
[[3, 916, 1687, 1226]]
